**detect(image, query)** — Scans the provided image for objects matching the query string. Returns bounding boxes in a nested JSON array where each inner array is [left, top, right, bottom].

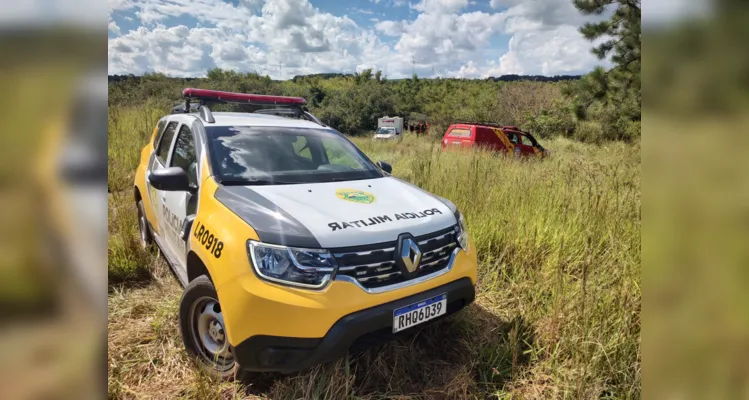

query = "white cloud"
[[350, 7, 375, 15], [387, 10, 507, 76], [109, 0, 135, 11], [488, 25, 606, 77], [411, 0, 468, 14], [108, 16, 121, 35], [107, 0, 612, 78], [136, 0, 258, 31], [109, 0, 397, 79], [109, 25, 223, 76], [375, 20, 405, 36], [483, 0, 612, 76], [454, 60, 481, 78], [490, 35, 522, 75], [505, 0, 595, 28], [489, 0, 522, 9]]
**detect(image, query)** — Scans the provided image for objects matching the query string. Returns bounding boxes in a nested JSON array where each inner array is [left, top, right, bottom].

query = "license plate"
[[392, 293, 447, 333]]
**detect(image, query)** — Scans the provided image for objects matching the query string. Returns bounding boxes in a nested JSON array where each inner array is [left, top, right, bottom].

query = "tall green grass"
[[354, 135, 641, 398], [108, 106, 640, 399]]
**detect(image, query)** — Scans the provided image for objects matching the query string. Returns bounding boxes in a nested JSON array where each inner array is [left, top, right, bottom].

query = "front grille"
[[332, 225, 459, 289]]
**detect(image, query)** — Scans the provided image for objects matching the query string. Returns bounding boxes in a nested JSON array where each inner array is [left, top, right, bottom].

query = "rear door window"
[[170, 125, 198, 187], [152, 120, 167, 148], [447, 127, 472, 138], [156, 121, 179, 165], [520, 134, 536, 147]]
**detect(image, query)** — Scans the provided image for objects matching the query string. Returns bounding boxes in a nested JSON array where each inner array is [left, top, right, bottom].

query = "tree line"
[[109, 69, 638, 143], [108, 73, 583, 84]]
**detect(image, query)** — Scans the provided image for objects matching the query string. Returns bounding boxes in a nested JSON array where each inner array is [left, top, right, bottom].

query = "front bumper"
[[233, 277, 475, 372]]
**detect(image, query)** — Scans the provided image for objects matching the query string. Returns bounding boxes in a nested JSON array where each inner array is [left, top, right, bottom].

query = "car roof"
[[448, 123, 526, 133], [166, 111, 325, 130], [200, 112, 324, 129]]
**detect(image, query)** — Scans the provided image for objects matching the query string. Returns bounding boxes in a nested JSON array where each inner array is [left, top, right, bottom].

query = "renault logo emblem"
[[399, 237, 422, 273]]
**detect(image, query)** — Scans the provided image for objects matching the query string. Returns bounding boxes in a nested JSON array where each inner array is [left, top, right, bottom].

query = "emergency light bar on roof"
[[176, 88, 325, 126], [182, 88, 307, 106]]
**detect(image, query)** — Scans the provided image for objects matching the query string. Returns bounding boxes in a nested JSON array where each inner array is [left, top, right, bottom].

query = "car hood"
[[214, 176, 457, 248]]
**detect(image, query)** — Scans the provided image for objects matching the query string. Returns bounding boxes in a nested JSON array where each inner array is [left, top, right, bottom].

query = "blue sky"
[[107, 0, 617, 79]]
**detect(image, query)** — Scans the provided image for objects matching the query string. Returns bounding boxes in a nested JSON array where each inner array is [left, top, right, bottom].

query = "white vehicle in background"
[[374, 116, 403, 140]]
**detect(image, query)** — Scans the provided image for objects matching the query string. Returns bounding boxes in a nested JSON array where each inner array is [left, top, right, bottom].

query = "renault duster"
[[133, 89, 478, 378]]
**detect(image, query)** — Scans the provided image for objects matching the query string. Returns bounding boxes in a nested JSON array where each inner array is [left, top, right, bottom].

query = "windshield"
[[206, 126, 384, 185], [376, 127, 395, 135]]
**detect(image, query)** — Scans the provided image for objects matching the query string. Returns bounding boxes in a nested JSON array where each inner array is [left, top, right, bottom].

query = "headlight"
[[248, 241, 337, 289], [456, 212, 469, 251]]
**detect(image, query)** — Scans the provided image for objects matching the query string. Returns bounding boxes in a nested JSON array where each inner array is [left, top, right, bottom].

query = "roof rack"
[[453, 121, 503, 127], [182, 88, 307, 106], [254, 108, 324, 126], [198, 105, 215, 123], [453, 121, 525, 131], [177, 88, 322, 125]]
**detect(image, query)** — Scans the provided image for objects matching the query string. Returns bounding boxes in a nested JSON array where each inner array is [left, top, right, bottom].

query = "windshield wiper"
[[219, 178, 294, 186]]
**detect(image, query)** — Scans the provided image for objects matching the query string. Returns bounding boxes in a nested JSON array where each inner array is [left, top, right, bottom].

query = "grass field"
[[108, 106, 641, 399]]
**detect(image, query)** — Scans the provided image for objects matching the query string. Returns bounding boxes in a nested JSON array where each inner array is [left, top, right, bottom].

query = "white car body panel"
[[248, 177, 456, 248]]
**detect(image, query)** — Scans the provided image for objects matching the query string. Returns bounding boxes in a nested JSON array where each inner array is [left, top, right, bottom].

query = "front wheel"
[[136, 200, 153, 250], [179, 275, 239, 380]]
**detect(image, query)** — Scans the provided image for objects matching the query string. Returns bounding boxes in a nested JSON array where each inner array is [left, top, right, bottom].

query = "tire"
[[179, 275, 239, 380], [136, 200, 153, 250]]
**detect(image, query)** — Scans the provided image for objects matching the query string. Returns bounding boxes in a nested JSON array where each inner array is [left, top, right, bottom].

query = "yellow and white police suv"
[[134, 89, 478, 378]]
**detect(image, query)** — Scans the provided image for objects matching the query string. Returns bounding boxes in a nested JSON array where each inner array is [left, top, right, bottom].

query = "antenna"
[[412, 55, 415, 76], [278, 62, 283, 80]]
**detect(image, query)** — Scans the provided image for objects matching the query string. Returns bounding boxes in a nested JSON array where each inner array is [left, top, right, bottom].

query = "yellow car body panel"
[[491, 127, 515, 152], [134, 126, 161, 235], [188, 169, 262, 289]]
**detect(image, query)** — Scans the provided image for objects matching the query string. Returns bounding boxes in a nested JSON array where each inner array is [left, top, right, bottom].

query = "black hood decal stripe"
[[214, 185, 322, 248]]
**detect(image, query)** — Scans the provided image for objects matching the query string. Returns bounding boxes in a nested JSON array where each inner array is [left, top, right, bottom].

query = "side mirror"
[[376, 161, 392, 174], [148, 167, 194, 192]]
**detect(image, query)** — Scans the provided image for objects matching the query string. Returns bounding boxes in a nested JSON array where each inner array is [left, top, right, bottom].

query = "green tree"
[[569, 0, 641, 140]]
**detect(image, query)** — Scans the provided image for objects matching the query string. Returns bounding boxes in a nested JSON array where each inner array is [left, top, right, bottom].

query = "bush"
[[525, 99, 576, 139], [574, 120, 605, 143]]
